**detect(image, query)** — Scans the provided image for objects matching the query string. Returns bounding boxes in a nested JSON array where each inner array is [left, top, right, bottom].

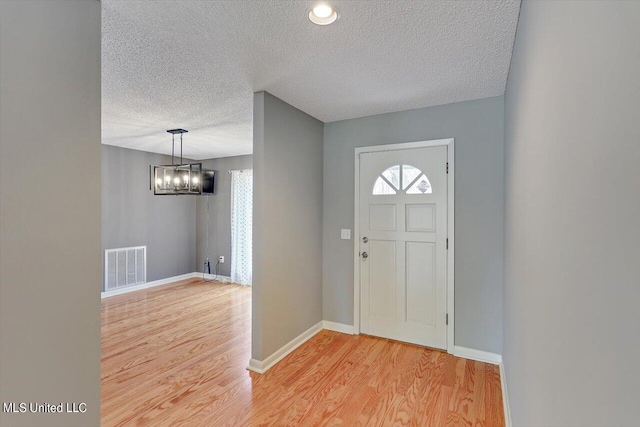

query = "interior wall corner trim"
[[247, 320, 324, 374]]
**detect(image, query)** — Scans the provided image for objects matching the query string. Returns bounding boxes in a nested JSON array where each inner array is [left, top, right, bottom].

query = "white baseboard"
[[323, 320, 355, 335], [499, 361, 512, 427], [101, 272, 197, 298], [247, 321, 354, 374], [101, 272, 236, 298], [453, 346, 509, 426], [198, 272, 233, 283], [247, 320, 324, 374], [453, 345, 502, 365]]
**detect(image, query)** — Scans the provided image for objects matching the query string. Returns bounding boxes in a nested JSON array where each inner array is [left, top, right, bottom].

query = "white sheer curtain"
[[230, 169, 253, 285]]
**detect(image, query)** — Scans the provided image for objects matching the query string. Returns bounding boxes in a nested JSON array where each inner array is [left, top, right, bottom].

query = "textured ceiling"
[[102, 1, 521, 159]]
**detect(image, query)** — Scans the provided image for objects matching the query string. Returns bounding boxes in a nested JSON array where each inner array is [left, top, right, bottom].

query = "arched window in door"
[[373, 164, 432, 195]]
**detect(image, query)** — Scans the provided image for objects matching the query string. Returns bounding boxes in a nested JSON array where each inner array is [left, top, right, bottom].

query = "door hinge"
[[446, 238, 449, 249], [446, 162, 449, 174], [446, 313, 449, 325]]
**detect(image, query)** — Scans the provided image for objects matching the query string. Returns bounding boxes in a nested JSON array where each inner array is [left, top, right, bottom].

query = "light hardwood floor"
[[102, 278, 504, 426]]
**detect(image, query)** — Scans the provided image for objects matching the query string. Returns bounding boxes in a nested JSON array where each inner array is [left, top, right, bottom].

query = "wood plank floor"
[[102, 278, 504, 426]]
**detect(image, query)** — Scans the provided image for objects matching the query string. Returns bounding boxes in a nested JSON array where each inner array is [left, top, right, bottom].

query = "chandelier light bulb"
[[192, 176, 199, 185]]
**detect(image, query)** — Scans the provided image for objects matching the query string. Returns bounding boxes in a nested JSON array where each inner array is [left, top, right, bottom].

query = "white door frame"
[[353, 138, 455, 354]]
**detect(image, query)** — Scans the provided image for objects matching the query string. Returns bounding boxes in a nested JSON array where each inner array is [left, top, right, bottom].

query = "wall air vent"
[[105, 246, 146, 291]]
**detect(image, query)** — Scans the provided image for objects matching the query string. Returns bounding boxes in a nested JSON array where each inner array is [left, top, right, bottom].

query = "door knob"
[[362, 237, 368, 243], [361, 252, 368, 259]]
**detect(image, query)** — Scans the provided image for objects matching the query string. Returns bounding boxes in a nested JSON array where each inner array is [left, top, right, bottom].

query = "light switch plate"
[[341, 229, 351, 240]]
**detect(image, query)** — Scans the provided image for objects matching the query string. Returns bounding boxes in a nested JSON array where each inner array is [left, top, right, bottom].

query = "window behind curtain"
[[230, 169, 253, 285]]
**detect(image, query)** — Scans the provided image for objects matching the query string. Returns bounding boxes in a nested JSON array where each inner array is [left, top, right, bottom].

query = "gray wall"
[[323, 96, 505, 354], [102, 145, 196, 288], [0, 1, 102, 426], [503, 1, 640, 425], [196, 155, 253, 277], [252, 92, 324, 360]]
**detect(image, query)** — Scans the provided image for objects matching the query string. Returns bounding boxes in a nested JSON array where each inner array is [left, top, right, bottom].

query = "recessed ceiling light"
[[309, 4, 338, 26]]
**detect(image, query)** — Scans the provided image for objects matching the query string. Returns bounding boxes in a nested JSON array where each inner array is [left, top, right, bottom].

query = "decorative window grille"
[[373, 165, 432, 195]]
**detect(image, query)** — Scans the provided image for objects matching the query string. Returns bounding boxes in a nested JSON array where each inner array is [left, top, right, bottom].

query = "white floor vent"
[[105, 246, 146, 291]]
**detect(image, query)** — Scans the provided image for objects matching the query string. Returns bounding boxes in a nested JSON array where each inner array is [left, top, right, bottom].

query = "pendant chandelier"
[[151, 129, 214, 195]]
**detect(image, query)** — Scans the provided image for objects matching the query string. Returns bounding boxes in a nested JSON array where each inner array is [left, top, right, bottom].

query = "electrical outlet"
[[218, 256, 225, 263], [341, 229, 351, 240]]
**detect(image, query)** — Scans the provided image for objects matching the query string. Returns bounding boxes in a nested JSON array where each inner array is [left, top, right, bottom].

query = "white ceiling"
[[102, 1, 521, 160]]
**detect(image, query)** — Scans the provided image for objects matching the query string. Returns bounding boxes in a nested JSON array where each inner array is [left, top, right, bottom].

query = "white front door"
[[359, 145, 448, 349]]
